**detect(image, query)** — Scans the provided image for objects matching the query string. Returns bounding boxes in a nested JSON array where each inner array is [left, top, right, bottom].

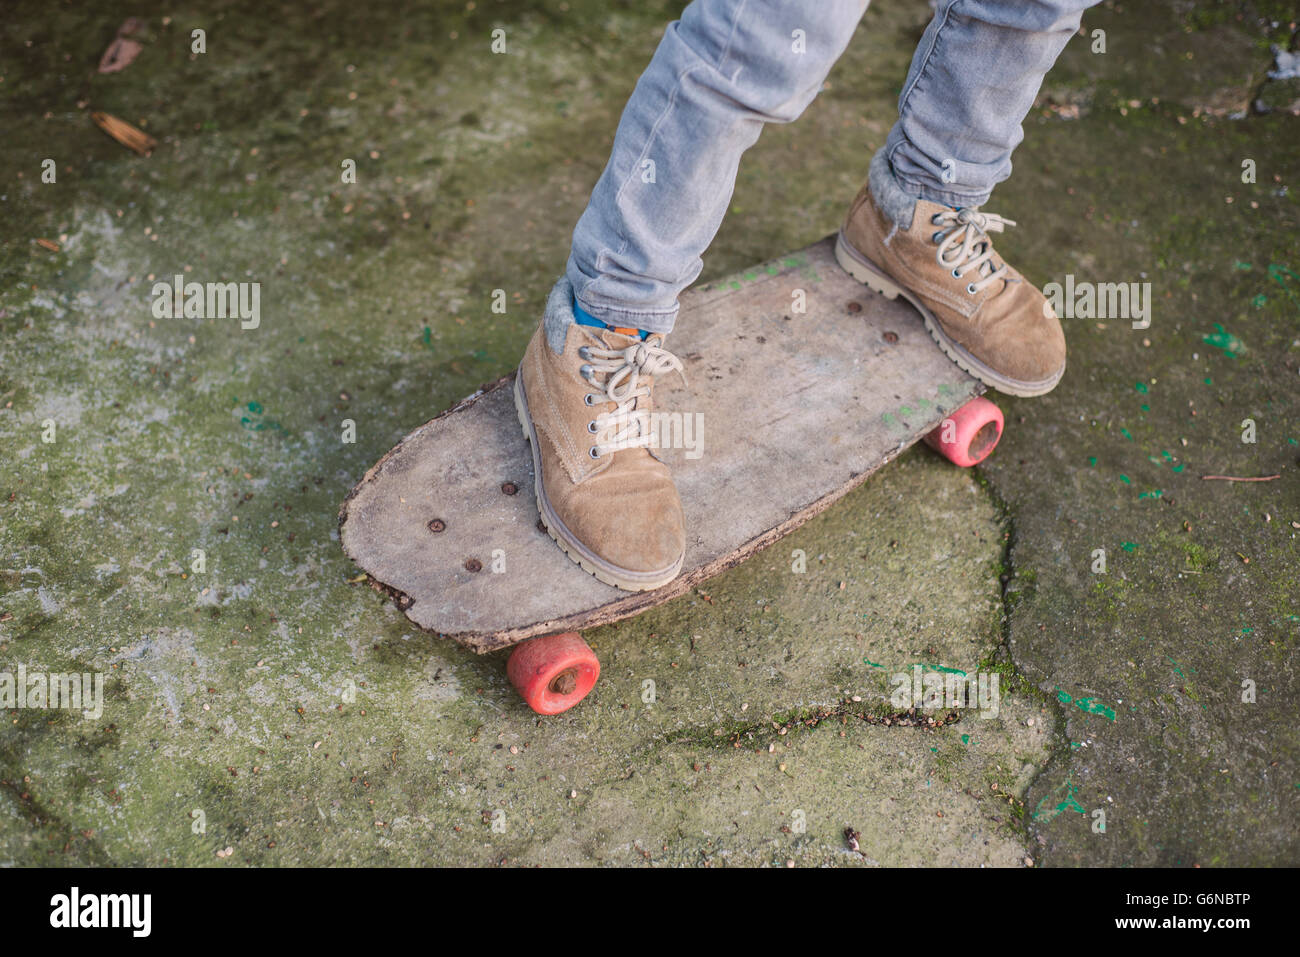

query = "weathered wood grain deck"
[[339, 236, 980, 652]]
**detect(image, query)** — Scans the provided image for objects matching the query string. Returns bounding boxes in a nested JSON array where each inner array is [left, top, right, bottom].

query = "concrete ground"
[[1, 0, 1297, 866]]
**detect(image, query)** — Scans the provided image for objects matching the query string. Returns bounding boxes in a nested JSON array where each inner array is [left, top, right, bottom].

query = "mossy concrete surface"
[[1, 0, 1296, 865]]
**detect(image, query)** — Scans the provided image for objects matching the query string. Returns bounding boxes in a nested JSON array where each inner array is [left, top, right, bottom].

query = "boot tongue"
[[595, 327, 640, 349]]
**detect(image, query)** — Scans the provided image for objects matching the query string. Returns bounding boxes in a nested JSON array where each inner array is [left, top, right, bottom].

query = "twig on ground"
[[91, 111, 157, 156]]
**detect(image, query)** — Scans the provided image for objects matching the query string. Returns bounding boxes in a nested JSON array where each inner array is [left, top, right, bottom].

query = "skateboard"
[[338, 235, 1004, 714]]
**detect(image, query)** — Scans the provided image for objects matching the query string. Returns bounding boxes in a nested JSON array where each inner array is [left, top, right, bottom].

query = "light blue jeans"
[[566, 0, 1097, 333]]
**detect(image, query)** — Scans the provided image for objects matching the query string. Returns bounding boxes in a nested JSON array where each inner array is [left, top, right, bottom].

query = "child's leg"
[[883, 0, 1098, 207], [566, 0, 869, 335], [838, 0, 1100, 398]]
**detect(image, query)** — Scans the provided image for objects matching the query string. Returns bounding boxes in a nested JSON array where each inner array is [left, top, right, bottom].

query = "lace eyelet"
[[951, 268, 962, 279], [578, 346, 591, 360], [579, 363, 593, 380], [584, 393, 596, 406], [931, 213, 943, 226], [931, 231, 943, 244], [966, 283, 977, 295], [588, 446, 601, 460], [587, 420, 598, 434]]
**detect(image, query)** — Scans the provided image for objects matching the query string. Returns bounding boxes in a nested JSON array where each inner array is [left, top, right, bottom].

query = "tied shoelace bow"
[[930, 207, 1018, 295], [578, 337, 685, 459]]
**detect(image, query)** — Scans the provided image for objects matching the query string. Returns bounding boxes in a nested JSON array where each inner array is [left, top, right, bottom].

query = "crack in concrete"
[[663, 700, 970, 753], [973, 467, 1081, 849]]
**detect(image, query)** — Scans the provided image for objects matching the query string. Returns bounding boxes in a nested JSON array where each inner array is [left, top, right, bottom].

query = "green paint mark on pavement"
[[237, 399, 287, 435], [1056, 686, 1117, 721], [1074, 697, 1117, 721], [911, 663, 967, 676], [1203, 323, 1243, 357], [1032, 775, 1087, 822], [1267, 263, 1300, 311]]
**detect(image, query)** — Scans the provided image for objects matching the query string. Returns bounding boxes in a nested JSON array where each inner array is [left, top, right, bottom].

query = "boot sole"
[[834, 231, 1064, 398], [513, 370, 684, 593]]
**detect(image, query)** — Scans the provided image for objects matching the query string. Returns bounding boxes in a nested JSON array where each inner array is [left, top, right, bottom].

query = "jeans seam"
[[596, 21, 739, 318], [610, 0, 752, 218], [714, 0, 748, 79], [599, 50, 721, 303], [894, 0, 958, 137], [887, 0, 961, 189], [609, 62, 698, 219]]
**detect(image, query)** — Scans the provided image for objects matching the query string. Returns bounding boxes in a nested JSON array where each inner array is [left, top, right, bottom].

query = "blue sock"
[[573, 297, 650, 340]]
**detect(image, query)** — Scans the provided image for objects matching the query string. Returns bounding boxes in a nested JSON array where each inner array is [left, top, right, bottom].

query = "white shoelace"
[[931, 207, 1017, 295], [578, 337, 685, 458]]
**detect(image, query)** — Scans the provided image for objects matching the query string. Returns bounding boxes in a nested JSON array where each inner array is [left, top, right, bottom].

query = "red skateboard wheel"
[[923, 396, 1003, 467], [507, 632, 600, 715]]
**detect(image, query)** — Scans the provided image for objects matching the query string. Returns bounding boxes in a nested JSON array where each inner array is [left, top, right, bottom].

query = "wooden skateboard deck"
[[339, 235, 984, 655]]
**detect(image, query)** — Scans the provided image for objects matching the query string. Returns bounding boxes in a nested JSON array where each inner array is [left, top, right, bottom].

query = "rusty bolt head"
[[883, 330, 899, 344], [549, 669, 578, 696], [501, 482, 518, 495], [846, 301, 862, 314], [464, 558, 482, 573], [427, 518, 446, 533]]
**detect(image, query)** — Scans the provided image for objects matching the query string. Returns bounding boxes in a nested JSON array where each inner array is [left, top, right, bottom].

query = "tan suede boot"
[[514, 279, 686, 591], [836, 153, 1066, 397]]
